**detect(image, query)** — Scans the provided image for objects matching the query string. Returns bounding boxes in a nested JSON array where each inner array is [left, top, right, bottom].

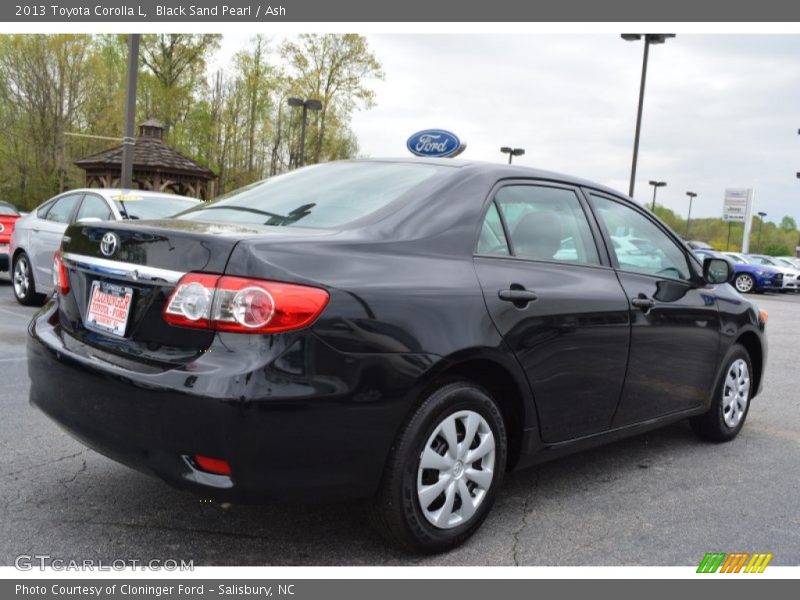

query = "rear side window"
[[492, 185, 600, 265], [44, 194, 82, 224], [76, 194, 113, 221], [36, 201, 54, 219], [176, 162, 451, 229]]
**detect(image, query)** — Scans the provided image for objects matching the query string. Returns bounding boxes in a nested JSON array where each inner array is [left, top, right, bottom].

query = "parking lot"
[[0, 272, 798, 567]]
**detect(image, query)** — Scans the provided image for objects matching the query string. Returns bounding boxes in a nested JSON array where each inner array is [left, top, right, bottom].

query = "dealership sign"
[[722, 188, 753, 222], [406, 129, 462, 158]]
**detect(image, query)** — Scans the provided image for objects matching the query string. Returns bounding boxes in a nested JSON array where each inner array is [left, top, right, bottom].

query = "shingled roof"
[[74, 119, 214, 179]]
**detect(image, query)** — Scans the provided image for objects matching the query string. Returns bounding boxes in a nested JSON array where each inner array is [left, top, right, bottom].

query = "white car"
[[776, 256, 800, 269], [10, 189, 200, 305], [746, 254, 800, 292]]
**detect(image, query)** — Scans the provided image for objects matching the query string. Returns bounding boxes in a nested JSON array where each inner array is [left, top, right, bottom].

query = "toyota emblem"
[[100, 232, 120, 257]]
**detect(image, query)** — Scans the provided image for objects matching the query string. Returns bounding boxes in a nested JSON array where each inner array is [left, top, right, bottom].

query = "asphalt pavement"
[[0, 272, 798, 566]]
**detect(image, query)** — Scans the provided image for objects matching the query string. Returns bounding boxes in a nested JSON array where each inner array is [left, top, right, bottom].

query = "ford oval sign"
[[407, 129, 461, 158]]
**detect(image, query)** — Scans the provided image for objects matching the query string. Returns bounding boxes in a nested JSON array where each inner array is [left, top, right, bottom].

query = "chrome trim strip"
[[62, 253, 185, 285]]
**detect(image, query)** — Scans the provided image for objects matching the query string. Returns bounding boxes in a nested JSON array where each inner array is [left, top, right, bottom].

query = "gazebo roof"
[[74, 119, 215, 180]]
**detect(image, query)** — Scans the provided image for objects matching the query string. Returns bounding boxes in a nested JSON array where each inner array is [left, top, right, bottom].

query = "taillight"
[[163, 273, 329, 334], [52, 250, 70, 295]]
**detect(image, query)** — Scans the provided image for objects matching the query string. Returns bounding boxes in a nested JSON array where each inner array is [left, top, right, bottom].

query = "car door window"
[[591, 194, 690, 280], [493, 185, 600, 265], [476, 202, 510, 256], [44, 194, 82, 224], [75, 194, 112, 221]]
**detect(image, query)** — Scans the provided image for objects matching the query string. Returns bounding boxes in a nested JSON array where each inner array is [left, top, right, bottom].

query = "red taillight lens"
[[163, 273, 329, 334], [52, 250, 69, 295], [192, 455, 232, 476]]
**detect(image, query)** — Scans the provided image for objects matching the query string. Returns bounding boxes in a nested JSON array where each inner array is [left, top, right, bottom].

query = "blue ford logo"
[[406, 129, 461, 158]]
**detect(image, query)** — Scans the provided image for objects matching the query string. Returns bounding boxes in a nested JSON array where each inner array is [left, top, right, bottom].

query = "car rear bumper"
[[27, 302, 437, 502]]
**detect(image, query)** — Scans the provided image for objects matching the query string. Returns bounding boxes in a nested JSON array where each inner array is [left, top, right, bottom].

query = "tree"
[[281, 34, 383, 163], [780, 216, 797, 232], [139, 34, 221, 134]]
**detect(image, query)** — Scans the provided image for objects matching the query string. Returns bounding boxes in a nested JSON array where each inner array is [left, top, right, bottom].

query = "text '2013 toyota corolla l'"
[[28, 159, 767, 553]]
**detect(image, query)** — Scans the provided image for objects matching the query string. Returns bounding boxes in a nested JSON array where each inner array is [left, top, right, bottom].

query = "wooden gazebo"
[[74, 118, 216, 199]]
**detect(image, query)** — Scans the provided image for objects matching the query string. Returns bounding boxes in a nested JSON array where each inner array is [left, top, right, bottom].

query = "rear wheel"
[[691, 345, 753, 442], [733, 273, 755, 294], [369, 381, 507, 553], [12, 253, 43, 306]]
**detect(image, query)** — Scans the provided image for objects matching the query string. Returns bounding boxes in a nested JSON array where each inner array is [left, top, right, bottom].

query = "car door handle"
[[631, 296, 656, 310], [498, 288, 538, 307]]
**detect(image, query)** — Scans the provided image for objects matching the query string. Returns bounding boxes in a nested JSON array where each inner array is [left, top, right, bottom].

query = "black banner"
[[3, 0, 800, 22]]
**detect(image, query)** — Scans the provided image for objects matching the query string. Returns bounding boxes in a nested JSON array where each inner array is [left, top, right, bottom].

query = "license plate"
[[85, 281, 133, 337], [0, 244, 8, 254]]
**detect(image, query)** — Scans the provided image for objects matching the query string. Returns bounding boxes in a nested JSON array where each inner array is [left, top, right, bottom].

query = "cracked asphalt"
[[1, 273, 799, 566]]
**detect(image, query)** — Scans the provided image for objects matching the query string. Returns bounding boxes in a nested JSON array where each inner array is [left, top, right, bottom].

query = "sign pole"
[[726, 222, 732, 251], [741, 188, 755, 253]]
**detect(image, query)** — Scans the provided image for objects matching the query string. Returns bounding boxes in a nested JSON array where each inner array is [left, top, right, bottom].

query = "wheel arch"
[[412, 349, 538, 471], [735, 330, 764, 396]]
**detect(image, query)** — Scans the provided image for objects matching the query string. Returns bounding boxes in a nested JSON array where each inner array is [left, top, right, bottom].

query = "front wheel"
[[691, 345, 753, 442], [733, 273, 755, 294], [369, 381, 507, 553]]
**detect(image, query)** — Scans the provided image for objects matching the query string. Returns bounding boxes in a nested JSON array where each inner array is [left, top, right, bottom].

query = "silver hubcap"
[[722, 358, 750, 428], [13, 258, 29, 298], [735, 275, 753, 293], [416, 410, 495, 530]]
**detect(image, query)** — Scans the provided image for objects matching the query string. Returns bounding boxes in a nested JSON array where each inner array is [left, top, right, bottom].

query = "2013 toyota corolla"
[[27, 159, 767, 553]]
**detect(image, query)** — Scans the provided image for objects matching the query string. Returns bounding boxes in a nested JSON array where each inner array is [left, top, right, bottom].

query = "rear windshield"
[[175, 162, 449, 229], [0, 203, 19, 216], [113, 195, 199, 220]]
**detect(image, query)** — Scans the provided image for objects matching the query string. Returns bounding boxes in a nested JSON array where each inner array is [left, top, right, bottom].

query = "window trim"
[[584, 189, 704, 285], [473, 179, 611, 269]]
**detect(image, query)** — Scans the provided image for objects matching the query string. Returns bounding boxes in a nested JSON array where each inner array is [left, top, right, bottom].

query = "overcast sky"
[[219, 34, 800, 223]]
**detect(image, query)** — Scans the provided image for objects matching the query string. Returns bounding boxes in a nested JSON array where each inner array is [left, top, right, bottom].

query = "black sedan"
[[27, 159, 767, 553]]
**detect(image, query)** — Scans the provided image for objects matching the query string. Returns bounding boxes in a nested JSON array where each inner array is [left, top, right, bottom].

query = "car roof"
[[350, 158, 629, 200], [59, 188, 199, 202]]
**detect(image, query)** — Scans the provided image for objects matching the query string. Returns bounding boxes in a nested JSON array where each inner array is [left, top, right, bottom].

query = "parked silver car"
[[10, 189, 200, 305], [745, 254, 800, 292]]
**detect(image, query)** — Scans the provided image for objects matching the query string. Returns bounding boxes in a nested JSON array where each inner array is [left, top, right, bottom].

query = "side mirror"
[[703, 257, 733, 285]]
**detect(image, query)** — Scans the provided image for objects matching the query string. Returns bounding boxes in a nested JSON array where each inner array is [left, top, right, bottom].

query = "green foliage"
[[653, 204, 799, 254], [763, 243, 791, 256], [0, 33, 383, 207]]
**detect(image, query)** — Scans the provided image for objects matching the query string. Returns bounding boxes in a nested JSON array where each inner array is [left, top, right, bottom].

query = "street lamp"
[[287, 97, 323, 167], [685, 191, 697, 236], [648, 180, 666, 211], [500, 147, 525, 164], [757, 211, 767, 253], [621, 33, 676, 198]]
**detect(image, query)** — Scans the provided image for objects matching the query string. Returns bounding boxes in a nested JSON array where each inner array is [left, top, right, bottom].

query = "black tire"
[[11, 252, 44, 306], [369, 381, 508, 553], [691, 344, 753, 442], [733, 273, 755, 294]]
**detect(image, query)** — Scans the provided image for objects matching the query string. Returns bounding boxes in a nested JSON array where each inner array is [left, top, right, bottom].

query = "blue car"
[[693, 249, 782, 294]]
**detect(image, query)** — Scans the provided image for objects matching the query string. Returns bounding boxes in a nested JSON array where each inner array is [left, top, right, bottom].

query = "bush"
[[763, 243, 791, 256]]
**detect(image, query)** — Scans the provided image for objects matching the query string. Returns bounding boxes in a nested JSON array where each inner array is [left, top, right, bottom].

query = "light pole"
[[500, 147, 525, 164], [287, 97, 322, 167], [685, 191, 697, 236], [621, 33, 675, 198], [648, 180, 666, 211], [757, 211, 767, 253]]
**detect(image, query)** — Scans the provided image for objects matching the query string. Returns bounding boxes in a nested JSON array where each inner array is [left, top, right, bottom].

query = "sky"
[[216, 34, 800, 224]]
